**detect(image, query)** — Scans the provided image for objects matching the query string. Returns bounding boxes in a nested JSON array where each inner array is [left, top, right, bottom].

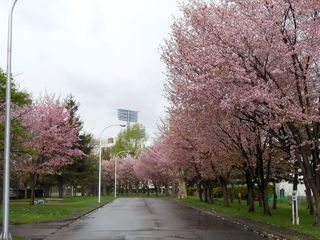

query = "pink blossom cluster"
[[21, 95, 83, 175]]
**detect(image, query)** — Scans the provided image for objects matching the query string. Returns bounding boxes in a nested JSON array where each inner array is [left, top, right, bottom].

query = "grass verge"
[[2, 195, 113, 224], [175, 196, 320, 240], [12, 236, 25, 240]]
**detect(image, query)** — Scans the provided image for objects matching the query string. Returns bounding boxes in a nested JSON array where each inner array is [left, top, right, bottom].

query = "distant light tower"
[[117, 109, 138, 128]]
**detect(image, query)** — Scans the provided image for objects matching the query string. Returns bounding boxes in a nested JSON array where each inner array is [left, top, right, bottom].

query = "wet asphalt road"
[[42, 198, 266, 240]]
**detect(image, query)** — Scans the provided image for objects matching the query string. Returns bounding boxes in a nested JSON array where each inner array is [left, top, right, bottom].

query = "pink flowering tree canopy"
[[22, 95, 83, 175]]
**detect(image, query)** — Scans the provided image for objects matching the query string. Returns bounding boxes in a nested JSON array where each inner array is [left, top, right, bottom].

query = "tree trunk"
[[314, 193, 320, 226], [230, 183, 234, 203], [58, 183, 64, 198], [30, 183, 35, 205], [222, 184, 229, 207], [43, 185, 50, 198], [204, 183, 208, 203], [165, 185, 169, 196], [245, 169, 255, 212], [30, 173, 38, 206], [208, 182, 214, 204], [178, 177, 187, 199], [260, 183, 271, 216], [155, 185, 158, 196], [272, 181, 277, 210], [258, 194, 262, 207], [219, 177, 229, 207], [305, 180, 314, 215], [198, 182, 203, 201], [238, 192, 241, 205], [296, 143, 320, 225], [255, 139, 271, 216], [24, 188, 28, 199]]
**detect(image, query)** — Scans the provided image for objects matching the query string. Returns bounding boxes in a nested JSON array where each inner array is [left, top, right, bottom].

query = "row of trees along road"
[[128, 0, 320, 227], [101, 124, 147, 195], [0, 69, 98, 205]]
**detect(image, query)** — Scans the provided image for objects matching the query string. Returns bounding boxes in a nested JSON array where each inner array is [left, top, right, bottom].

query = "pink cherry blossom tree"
[[135, 144, 172, 196], [161, 0, 320, 219], [101, 159, 115, 194], [21, 95, 83, 204], [117, 155, 139, 194]]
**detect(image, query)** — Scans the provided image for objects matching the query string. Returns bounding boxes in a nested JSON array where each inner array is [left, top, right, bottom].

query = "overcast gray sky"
[[0, 0, 182, 141]]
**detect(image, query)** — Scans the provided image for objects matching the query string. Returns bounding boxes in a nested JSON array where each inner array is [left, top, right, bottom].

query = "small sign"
[[292, 190, 299, 225], [292, 190, 297, 201]]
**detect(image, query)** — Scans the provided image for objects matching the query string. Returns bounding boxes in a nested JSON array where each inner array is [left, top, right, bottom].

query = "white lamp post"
[[114, 150, 130, 199], [1, 1, 18, 239], [98, 124, 125, 203]]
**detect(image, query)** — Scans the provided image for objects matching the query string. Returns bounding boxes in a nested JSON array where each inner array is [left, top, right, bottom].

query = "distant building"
[[276, 180, 306, 198]]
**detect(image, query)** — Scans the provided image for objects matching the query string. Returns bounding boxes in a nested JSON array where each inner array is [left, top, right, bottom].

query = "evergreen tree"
[[52, 95, 96, 197]]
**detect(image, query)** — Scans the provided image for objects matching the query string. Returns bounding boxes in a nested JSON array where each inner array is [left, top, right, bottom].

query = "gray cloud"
[[0, 0, 183, 140]]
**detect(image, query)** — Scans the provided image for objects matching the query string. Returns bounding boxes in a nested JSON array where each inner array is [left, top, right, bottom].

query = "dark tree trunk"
[[58, 183, 64, 198], [305, 180, 314, 215], [256, 143, 271, 216], [258, 194, 262, 207], [24, 188, 28, 199], [204, 183, 208, 203], [155, 185, 158, 196], [208, 181, 214, 204], [272, 181, 277, 210], [43, 186, 50, 198], [165, 185, 169, 196], [198, 182, 203, 201], [230, 183, 234, 203], [260, 183, 271, 216], [314, 193, 320, 226], [291, 134, 320, 225], [222, 184, 229, 207], [238, 192, 241, 205], [219, 177, 229, 207], [245, 168, 255, 212], [30, 173, 38, 206]]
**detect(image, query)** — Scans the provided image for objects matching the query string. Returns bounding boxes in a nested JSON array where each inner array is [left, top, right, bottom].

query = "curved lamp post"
[[98, 124, 125, 203], [114, 150, 130, 199], [2, 1, 18, 239]]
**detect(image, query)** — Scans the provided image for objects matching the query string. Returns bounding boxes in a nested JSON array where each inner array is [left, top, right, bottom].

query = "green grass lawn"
[[12, 236, 25, 240], [176, 196, 320, 239], [2, 195, 113, 224]]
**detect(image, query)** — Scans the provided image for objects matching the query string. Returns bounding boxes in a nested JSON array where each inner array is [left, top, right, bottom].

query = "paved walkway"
[[26, 198, 267, 240]]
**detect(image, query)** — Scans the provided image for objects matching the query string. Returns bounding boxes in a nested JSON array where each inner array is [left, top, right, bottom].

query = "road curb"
[[188, 206, 284, 240], [173, 201, 317, 240], [57, 198, 115, 222], [10, 199, 115, 240], [11, 198, 115, 227]]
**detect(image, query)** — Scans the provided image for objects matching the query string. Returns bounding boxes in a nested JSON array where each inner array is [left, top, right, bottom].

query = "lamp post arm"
[[98, 124, 125, 203], [99, 124, 122, 140]]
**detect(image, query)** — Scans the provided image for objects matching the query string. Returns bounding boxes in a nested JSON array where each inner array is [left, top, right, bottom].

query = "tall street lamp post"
[[114, 150, 130, 199], [1, 1, 18, 239], [98, 124, 125, 203]]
